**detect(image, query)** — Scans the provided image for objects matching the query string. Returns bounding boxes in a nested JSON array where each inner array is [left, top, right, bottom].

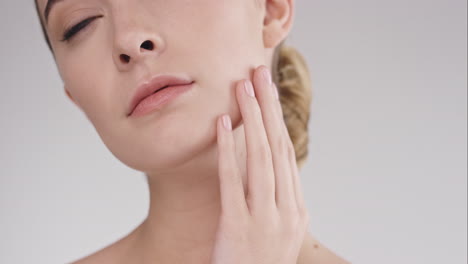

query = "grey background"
[[1, 0, 466, 263]]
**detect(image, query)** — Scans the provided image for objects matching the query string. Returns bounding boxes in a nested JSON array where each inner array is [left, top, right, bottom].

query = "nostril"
[[141, 40, 154, 50], [120, 54, 130, 63]]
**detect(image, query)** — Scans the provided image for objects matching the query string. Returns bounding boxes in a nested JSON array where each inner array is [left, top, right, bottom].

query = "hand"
[[211, 65, 310, 264]]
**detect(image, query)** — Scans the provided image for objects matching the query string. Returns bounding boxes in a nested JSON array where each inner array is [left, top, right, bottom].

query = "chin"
[[109, 117, 218, 174]]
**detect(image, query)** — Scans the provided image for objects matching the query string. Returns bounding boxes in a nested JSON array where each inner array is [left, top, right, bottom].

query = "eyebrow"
[[44, 0, 66, 25]]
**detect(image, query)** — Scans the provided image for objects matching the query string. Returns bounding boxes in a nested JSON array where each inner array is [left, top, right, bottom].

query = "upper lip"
[[128, 74, 194, 116]]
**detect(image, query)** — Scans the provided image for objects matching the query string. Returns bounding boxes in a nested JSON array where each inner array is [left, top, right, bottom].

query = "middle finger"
[[236, 77, 275, 214], [252, 66, 296, 211]]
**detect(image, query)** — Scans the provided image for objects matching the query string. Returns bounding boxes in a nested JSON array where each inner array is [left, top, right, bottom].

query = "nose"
[[113, 32, 165, 70]]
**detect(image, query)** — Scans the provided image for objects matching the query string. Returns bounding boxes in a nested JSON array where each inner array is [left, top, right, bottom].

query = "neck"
[[132, 123, 247, 262]]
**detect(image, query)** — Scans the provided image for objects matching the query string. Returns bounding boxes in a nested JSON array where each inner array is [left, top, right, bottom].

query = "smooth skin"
[[212, 65, 309, 263], [71, 67, 351, 264], [35, 0, 350, 262]]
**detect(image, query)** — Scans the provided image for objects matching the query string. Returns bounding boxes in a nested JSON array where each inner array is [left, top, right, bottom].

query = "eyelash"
[[60, 15, 103, 42]]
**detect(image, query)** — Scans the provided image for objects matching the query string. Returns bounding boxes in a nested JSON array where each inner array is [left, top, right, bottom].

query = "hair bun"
[[273, 44, 313, 170]]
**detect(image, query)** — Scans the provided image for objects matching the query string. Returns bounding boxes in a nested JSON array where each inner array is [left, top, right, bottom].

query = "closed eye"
[[61, 15, 103, 42]]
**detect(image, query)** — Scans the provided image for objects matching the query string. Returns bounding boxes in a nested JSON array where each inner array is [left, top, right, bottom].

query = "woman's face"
[[38, 0, 277, 172]]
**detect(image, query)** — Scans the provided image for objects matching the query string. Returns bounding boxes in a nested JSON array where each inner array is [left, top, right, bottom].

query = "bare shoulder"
[[67, 229, 141, 264], [297, 232, 351, 264], [68, 241, 124, 264], [68, 230, 350, 264]]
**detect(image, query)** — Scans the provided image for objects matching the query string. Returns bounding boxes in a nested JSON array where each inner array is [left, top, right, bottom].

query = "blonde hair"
[[271, 40, 313, 170]]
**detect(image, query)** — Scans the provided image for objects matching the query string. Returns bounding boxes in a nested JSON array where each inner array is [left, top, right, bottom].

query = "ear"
[[262, 0, 294, 49], [64, 87, 81, 109]]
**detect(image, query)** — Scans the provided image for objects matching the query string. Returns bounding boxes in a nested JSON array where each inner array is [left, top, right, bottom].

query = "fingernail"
[[262, 67, 272, 86], [244, 80, 255, 97], [222, 115, 232, 131], [273, 83, 279, 100]]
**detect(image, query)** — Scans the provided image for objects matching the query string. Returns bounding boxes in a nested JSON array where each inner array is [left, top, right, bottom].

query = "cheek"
[[59, 58, 114, 127], [51, 0, 266, 172], [171, 0, 263, 61]]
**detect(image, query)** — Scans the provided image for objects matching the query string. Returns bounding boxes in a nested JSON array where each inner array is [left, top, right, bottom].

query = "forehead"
[[36, 0, 64, 25]]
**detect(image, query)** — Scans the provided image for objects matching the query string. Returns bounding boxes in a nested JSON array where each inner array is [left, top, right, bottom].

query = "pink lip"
[[128, 74, 194, 117], [129, 82, 194, 118]]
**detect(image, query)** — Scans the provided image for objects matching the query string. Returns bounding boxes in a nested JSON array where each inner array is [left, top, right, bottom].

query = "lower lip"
[[130, 82, 194, 118]]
